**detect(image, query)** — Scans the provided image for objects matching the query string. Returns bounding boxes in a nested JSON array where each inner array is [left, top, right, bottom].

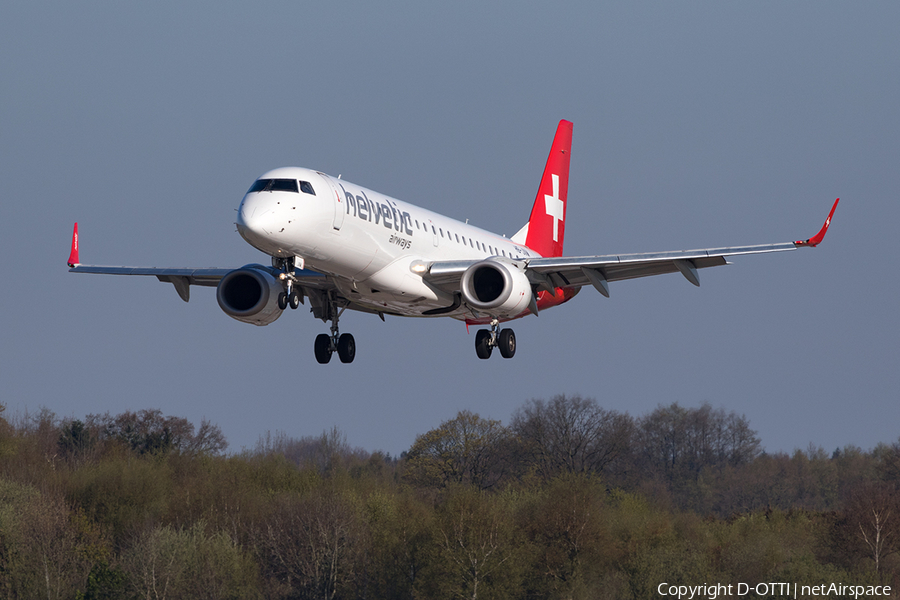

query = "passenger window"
[[455, 234, 460, 243]]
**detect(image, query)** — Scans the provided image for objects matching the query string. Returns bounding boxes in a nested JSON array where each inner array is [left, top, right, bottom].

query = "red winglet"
[[67, 223, 79, 267], [795, 198, 839, 247]]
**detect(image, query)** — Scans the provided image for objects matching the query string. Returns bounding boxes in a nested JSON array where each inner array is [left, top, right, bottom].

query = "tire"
[[289, 290, 301, 309], [314, 334, 332, 364], [498, 328, 516, 358], [337, 333, 356, 364], [475, 329, 493, 359], [277, 292, 288, 310]]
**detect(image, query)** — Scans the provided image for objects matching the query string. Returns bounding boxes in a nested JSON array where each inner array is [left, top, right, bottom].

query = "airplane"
[[67, 120, 839, 364]]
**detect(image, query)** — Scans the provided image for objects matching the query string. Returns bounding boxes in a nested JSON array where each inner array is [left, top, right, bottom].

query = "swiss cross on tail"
[[524, 120, 573, 258]]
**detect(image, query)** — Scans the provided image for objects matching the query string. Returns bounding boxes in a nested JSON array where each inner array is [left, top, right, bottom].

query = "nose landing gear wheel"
[[314, 333, 332, 364], [337, 333, 356, 363], [289, 290, 302, 309], [277, 292, 288, 310]]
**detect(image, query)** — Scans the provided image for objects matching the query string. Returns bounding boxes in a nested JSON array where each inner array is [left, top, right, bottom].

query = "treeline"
[[0, 397, 898, 599]]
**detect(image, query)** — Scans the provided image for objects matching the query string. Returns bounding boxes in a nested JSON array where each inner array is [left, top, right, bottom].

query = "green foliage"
[[58, 419, 94, 458], [0, 401, 898, 598], [0, 404, 17, 459], [121, 521, 259, 599], [76, 560, 127, 600], [431, 485, 528, 599], [363, 488, 438, 598], [405, 410, 511, 490], [0, 478, 95, 599], [67, 454, 175, 540], [516, 473, 610, 599]]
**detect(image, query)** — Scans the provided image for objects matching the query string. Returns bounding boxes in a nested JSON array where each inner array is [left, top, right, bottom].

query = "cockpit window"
[[299, 181, 315, 195], [247, 178, 299, 193]]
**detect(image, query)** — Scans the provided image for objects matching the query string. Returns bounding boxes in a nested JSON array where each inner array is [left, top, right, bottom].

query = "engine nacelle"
[[460, 259, 533, 318], [216, 265, 284, 326]]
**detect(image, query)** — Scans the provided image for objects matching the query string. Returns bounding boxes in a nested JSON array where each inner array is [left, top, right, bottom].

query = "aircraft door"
[[321, 175, 344, 231]]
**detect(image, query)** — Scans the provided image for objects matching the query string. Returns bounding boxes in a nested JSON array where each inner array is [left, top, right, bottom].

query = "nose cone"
[[236, 194, 283, 252]]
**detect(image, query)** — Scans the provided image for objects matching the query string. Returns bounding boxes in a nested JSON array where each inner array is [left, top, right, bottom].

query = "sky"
[[2, 2, 898, 457]]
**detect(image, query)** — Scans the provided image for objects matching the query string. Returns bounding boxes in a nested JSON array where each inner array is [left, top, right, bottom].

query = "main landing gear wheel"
[[498, 328, 516, 358], [313, 293, 356, 364], [337, 333, 355, 363], [475, 330, 493, 359], [314, 333, 332, 364], [474, 320, 516, 359]]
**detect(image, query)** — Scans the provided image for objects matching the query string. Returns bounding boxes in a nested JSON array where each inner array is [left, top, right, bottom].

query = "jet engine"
[[216, 266, 284, 326], [460, 259, 533, 318]]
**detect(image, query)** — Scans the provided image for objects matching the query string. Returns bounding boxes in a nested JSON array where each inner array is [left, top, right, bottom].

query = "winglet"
[[67, 223, 80, 267], [795, 198, 839, 248]]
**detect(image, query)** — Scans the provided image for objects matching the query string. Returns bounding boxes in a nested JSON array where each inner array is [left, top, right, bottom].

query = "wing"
[[424, 199, 839, 298], [65, 223, 332, 303]]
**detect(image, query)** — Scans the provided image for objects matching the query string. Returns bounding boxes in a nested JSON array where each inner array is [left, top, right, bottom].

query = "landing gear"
[[312, 292, 356, 364], [314, 333, 332, 364], [288, 289, 301, 309], [474, 319, 516, 359], [274, 257, 303, 311], [498, 328, 516, 358], [475, 330, 493, 359], [337, 333, 355, 363]]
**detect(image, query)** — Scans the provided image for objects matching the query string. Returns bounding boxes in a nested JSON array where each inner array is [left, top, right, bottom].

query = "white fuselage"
[[236, 167, 540, 317]]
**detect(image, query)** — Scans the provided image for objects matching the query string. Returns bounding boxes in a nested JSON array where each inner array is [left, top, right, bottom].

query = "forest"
[[0, 395, 898, 599]]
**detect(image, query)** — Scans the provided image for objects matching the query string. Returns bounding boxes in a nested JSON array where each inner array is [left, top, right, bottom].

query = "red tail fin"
[[524, 120, 573, 257]]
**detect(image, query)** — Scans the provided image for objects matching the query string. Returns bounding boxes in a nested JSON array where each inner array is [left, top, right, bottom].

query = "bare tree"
[[254, 488, 364, 599], [511, 395, 634, 480], [87, 410, 227, 456], [254, 426, 369, 474], [0, 480, 91, 599], [435, 487, 522, 599], [842, 481, 900, 573], [637, 402, 760, 481]]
